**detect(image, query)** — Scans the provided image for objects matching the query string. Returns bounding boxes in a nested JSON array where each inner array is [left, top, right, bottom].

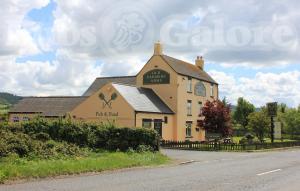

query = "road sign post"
[[267, 102, 277, 143]]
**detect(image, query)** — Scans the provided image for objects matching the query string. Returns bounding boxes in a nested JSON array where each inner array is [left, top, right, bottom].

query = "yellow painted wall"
[[70, 83, 136, 127], [136, 55, 219, 141], [176, 75, 218, 141], [136, 55, 178, 112]]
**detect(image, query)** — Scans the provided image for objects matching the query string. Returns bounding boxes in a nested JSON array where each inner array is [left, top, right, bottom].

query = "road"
[[1, 148, 300, 191]]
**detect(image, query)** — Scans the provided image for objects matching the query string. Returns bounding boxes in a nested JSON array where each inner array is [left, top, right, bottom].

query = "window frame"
[[187, 77, 192, 93], [194, 81, 206, 97], [187, 100, 192, 116], [185, 121, 193, 137], [210, 83, 214, 97], [142, 119, 152, 128]]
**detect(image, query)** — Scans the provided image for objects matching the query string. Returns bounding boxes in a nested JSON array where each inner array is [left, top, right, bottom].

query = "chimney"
[[154, 41, 163, 55], [195, 56, 204, 70]]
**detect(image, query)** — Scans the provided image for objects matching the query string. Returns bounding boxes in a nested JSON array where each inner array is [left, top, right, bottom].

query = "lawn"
[[232, 136, 295, 144], [0, 151, 169, 183]]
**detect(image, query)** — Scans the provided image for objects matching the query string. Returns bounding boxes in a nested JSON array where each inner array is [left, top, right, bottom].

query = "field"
[[0, 151, 169, 183]]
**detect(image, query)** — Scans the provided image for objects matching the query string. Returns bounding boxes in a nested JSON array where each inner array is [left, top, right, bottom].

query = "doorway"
[[154, 119, 163, 137]]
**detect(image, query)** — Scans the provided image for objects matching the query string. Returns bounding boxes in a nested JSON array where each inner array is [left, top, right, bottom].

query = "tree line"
[[198, 97, 300, 142]]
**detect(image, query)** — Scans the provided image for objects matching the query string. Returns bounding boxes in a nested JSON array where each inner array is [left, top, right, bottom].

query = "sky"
[[0, 0, 300, 107]]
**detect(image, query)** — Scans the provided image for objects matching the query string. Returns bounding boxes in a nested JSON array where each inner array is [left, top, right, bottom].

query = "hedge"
[[0, 119, 160, 157]]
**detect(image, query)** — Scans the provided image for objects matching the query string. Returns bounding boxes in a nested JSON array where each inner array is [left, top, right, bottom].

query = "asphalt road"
[[1, 148, 300, 191]]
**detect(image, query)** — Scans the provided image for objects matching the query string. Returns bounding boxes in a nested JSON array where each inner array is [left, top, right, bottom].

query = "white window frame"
[[210, 83, 214, 97], [187, 77, 192, 92], [187, 100, 192, 116], [186, 122, 192, 137]]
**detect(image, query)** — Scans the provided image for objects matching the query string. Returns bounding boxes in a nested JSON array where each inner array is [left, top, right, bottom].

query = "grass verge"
[[0, 151, 169, 183]]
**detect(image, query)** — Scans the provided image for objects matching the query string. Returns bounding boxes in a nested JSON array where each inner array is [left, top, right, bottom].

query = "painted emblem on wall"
[[99, 92, 118, 109], [143, 69, 170, 84]]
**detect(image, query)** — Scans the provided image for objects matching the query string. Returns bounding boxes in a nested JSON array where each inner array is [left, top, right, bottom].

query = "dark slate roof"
[[83, 76, 136, 96], [9, 97, 87, 117], [161, 55, 217, 84], [112, 83, 174, 114]]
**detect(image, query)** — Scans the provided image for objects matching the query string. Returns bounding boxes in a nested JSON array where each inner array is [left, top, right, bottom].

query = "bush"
[[0, 119, 160, 157]]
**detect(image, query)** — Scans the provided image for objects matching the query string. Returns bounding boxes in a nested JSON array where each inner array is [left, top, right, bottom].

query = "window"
[[195, 81, 206, 96], [12, 116, 19, 122], [186, 122, 192, 137], [187, 77, 192, 92], [142, 119, 152, 128], [23, 117, 30, 121], [198, 101, 203, 115], [187, 100, 192, 116], [210, 83, 214, 97]]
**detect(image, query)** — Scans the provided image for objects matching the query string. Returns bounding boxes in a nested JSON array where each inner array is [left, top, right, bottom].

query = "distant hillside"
[[0, 92, 22, 105]]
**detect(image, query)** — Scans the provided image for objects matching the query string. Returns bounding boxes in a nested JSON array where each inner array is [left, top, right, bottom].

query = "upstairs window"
[[198, 101, 203, 115], [210, 83, 214, 97], [142, 119, 152, 128], [187, 100, 192, 116], [195, 81, 206, 97], [187, 77, 192, 92]]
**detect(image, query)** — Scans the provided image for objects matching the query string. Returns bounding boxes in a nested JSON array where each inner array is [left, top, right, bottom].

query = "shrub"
[[0, 119, 160, 157]]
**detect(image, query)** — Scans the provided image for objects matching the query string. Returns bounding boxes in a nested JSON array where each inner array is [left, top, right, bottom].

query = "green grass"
[[232, 136, 295, 143], [0, 151, 169, 183]]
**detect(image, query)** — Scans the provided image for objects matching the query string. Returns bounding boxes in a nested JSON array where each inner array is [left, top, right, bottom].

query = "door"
[[154, 119, 162, 137]]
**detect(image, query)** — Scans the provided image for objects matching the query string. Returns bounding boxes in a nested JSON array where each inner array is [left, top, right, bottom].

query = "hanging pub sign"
[[143, 69, 170, 85], [267, 102, 277, 117]]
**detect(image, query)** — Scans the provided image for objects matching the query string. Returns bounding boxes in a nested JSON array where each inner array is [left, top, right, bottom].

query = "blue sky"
[[1, 0, 300, 107]]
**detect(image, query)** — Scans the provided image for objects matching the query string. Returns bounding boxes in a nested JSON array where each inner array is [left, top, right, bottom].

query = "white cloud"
[[209, 70, 300, 107], [0, 0, 300, 109]]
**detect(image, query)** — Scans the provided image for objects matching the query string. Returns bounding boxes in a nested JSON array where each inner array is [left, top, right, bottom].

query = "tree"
[[247, 111, 270, 143], [197, 100, 232, 137], [282, 109, 300, 138], [233, 97, 255, 130]]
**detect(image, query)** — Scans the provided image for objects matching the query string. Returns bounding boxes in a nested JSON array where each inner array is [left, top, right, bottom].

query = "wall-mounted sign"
[[96, 112, 119, 117], [99, 92, 118, 109], [143, 69, 170, 85]]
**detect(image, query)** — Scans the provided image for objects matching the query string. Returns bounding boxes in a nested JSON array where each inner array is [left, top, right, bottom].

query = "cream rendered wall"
[[135, 113, 174, 141], [136, 55, 219, 141], [176, 75, 218, 141], [136, 56, 178, 112], [70, 83, 136, 127]]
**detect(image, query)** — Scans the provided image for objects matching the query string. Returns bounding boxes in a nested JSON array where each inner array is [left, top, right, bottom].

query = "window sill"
[[187, 91, 192, 93], [185, 136, 193, 139], [187, 114, 192, 117]]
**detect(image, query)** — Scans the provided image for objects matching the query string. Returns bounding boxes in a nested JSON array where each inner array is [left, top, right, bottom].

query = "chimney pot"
[[154, 41, 163, 55], [195, 56, 204, 70]]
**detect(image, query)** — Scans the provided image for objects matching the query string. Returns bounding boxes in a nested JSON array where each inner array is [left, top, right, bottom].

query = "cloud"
[[0, 0, 300, 108], [209, 70, 300, 107]]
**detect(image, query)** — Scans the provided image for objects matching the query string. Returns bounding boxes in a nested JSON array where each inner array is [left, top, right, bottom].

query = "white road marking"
[[180, 160, 195, 165], [257, 169, 282, 176]]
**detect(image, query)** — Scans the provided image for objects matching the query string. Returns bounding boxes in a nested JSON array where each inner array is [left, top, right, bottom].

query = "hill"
[[0, 92, 22, 105]]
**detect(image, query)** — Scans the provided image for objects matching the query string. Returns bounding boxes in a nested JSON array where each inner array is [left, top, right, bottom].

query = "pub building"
[[9, 42, 218, 141]]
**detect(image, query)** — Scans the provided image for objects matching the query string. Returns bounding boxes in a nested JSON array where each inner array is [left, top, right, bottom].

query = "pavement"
[[1, 148, 300, 191]]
